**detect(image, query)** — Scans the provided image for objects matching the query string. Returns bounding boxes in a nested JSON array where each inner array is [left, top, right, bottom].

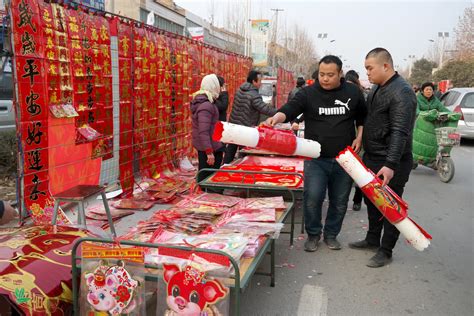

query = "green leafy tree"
[[409, 58, 437, 85], [434, 59, 474, 87]]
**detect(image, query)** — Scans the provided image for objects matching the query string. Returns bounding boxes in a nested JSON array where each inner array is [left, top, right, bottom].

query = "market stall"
[[71, 191, 295, 315], [2, 0, 296, 314]]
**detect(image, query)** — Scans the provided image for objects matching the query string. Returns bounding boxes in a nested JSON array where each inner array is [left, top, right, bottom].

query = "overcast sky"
[[175, 0, 472, 79]]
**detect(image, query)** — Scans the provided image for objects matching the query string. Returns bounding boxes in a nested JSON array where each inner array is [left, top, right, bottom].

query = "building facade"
[[105, 0, 244, 55]]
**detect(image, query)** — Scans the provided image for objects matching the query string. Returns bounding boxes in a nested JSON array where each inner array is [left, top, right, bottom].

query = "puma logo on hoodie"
[[319, 98, 351, 115]]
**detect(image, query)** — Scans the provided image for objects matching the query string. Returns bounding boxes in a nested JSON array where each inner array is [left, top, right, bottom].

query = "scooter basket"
[[435, 127, 461, 146]]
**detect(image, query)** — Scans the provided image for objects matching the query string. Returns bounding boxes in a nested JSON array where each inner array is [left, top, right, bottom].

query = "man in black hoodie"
[[266, 55, 367, 252]]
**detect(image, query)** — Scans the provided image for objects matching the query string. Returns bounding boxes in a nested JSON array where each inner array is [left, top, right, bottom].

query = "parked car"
[[0, 56, 14, 131], [259, 78, 277, 105], [440, 87, 474, 140]]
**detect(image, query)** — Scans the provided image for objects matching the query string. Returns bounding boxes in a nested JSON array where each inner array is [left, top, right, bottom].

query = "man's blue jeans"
[[303, 158, 353, 239]]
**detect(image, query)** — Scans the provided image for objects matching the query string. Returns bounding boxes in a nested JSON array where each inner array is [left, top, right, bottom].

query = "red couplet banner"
[[10, 0, 252, 226]]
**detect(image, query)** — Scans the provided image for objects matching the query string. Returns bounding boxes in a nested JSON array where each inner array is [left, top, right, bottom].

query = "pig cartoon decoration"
[[163, 264, 228, 316], [85, 261, 138, 315]]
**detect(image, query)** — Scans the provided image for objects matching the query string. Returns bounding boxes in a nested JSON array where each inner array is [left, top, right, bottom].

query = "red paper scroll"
[[256, 126, 297, 155], [209, 165, 302, 187], [360, 171, 409, 224]]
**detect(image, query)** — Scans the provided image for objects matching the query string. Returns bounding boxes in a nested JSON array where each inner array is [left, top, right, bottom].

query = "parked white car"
[[440, 87, 474, 140]]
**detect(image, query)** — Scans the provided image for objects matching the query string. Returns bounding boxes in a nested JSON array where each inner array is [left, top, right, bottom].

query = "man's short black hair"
[[365, 47, 394, 67], [345, 70, 360, 85], [247, 70, 261, 83], [217, 75, 225, 87], [319, 55, 343, 72], [345, 70, 359, 80], [296, 77, 305, 87]]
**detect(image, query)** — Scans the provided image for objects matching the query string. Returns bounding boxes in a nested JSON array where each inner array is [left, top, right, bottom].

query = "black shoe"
[[367, 251, 392, 268], [352, 203, 361, 211], [304, 235, 320, 252], [348, 240, 379, 250], [324, 238, 342, 250]]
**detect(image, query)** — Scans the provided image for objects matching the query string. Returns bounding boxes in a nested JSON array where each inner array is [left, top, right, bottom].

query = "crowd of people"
[[191, 47, 436, 268]]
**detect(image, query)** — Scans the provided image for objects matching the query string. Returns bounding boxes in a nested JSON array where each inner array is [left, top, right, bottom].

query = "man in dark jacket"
[[266, 55, 367, 253], [224, 70, 277, 163], [288, 77, 306, 102], [215, 76, 229, 121], [348, 48, 417, 268]]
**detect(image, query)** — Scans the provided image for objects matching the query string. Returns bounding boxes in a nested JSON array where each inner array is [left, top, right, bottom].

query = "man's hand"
[[264, 112, 287, 127], [377, 166, 394, 186], [352, 137, 362, 153], [0, 202, 19, 225], [291, 122, 299, 131], [206, 153, 215, 165]]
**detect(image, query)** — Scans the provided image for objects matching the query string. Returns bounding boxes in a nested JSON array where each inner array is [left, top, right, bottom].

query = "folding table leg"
[[290, 205, 295, 246], [270, 239, 275, 287], [51, 200, 60, 225], [101, 192, 117, 237], [78, 202, 87, 229]]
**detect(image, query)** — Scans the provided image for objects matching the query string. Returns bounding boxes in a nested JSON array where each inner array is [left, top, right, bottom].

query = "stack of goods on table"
[[119, 193, 286, 274], [83, 169, 196, 230], [208, 165, 303, 187], [133, 175, 194, 204]]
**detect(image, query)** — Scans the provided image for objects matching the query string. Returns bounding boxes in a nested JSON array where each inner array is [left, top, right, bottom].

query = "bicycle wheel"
[[437, 157, 455, 183]]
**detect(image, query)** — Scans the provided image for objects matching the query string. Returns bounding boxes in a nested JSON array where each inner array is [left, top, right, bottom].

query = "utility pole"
[[244, 0, 252, 57], [271, 8, 284, 75], [438, 31, 449, 69]]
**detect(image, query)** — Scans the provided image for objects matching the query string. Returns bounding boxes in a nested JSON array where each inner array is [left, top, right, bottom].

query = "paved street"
[[241, 140, 473, 316]]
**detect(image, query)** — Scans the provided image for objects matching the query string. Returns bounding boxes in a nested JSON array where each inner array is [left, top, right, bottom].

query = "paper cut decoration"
[[213, 121, 321, 158], [84, 261, 138, 315], [336, 146, 432, 251], [77, 124, 101, 142], [62, 103, 79, 117], [49, 104, 67, 118], [49, 104, 79, 118], [163, 264, 228, 315]]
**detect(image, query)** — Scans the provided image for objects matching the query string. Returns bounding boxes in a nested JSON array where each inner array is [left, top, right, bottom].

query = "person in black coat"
[[349, 48, 416, 268], [215, 76, 229, 122]]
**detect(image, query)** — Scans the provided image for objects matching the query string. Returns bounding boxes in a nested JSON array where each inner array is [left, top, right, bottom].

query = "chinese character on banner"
[[22, 58, 40, 85], [26, 149, 44, 172], [15, 0, 38, 32], [28, 174, 46, 201]]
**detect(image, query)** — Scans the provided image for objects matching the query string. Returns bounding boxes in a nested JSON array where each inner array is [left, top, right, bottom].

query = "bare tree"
[[278, 24, 319, 78], [425, 40, 441, 65], [207, 0, 216, 25], [224, 0, 246, 38], [453, 6, 474, 60]]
